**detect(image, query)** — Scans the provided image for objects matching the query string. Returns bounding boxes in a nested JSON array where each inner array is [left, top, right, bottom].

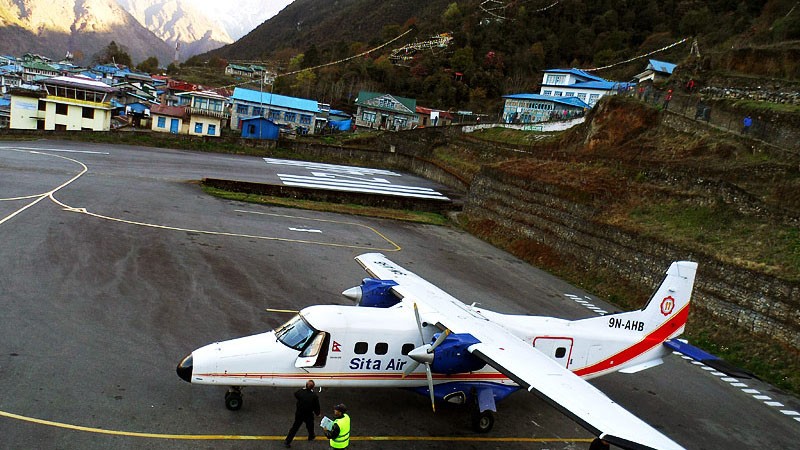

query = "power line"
[[581, 38, 689, 72], [215, 27, 416, 91]]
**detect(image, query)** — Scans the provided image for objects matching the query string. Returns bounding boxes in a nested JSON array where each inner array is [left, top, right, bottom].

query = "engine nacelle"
[[341, 278, 400, 308], [430, 333, 486, 374]]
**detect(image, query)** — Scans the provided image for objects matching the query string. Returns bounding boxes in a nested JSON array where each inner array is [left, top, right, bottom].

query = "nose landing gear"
[[225, 387, 243, 411]]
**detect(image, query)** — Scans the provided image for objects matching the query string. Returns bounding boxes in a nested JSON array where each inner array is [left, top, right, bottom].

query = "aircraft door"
[[295, 332, 331, 368], [533, 337, 573, 368]]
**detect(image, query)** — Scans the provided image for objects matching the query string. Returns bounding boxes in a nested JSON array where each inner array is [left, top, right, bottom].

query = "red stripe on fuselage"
[[572, 304, 689, 377], [196, 372, 510, 381]]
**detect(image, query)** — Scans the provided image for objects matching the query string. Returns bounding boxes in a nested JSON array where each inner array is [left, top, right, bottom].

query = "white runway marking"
[[0, 146, 109, 155], [288, 228, 322, 233], [264, 158, 449, 200], [264, 158, 400, 176]]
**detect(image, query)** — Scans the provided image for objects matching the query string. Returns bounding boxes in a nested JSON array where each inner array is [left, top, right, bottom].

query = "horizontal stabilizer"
[[664, 339, 755, 379]]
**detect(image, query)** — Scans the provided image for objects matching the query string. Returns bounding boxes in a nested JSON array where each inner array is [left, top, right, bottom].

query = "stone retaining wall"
[[464, 168, 800, 348]]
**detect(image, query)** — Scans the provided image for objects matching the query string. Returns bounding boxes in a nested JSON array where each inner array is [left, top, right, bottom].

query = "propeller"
[[403, 303, 450, 412]]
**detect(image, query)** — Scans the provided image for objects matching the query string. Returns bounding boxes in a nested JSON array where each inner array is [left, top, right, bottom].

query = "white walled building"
[[10, 76, 116, 131], [539, 68, 631, 107]]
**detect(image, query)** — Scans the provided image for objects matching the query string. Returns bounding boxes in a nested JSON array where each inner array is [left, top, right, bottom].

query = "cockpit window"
[[274, 314, 317, 350]]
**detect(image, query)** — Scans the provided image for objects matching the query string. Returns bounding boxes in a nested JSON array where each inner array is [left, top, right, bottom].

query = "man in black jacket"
[[284, 380, 321, 447]]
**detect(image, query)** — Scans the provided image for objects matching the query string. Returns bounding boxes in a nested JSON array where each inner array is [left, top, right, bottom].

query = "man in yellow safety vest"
[[324, 403, 351, 448]]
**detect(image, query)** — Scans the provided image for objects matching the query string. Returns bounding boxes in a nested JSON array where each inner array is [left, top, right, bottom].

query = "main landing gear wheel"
[[471, 410, 494, 433], [225, 387, 243, 411]]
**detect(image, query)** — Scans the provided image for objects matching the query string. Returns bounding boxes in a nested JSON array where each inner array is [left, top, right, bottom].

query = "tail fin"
[[636, 261, 697, 337], [576, 261, 698, 338]]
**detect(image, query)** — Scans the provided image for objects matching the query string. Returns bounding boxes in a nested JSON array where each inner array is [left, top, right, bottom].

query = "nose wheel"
[[225, 387, 243, 411], [471, 409, 494, 433]]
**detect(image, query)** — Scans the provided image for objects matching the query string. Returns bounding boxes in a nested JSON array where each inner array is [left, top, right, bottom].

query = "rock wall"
[[463, 167, 800, 349]]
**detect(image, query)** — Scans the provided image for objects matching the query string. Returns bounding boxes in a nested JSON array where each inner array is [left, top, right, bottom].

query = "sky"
[[190, 0, 295, 39], [190, 0, 294, 19]]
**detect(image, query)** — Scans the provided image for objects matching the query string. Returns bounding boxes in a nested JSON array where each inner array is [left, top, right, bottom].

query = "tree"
[[93, 41, 132, 67], [136, 57, 159, 74]]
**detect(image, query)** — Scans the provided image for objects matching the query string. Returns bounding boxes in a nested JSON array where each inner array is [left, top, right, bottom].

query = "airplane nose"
[[176, 354, 193, 383]]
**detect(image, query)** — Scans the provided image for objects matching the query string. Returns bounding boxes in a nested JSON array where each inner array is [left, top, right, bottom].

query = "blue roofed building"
[[539, 68, 632, 107], [502, 93, 590, 124], [229, 87, 322, 135], [633, 59, 677, 84]]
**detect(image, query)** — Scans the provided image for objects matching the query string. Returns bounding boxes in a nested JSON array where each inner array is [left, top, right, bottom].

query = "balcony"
[[188, 106, 230, 120]]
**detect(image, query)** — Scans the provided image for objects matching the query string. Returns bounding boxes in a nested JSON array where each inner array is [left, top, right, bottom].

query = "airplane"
[[177, 253, 698, 450]]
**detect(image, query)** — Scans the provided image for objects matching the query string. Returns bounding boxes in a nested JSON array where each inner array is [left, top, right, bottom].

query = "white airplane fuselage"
[[184, 302, 675, 388]]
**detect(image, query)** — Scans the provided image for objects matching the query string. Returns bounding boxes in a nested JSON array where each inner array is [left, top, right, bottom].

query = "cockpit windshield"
[[274, 314, 317, 350]]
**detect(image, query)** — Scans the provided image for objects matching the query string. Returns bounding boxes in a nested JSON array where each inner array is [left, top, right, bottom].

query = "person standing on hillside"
[[662, 89, 673, 110], [743, 115, 753, 134], [284, 380, 321, 447]]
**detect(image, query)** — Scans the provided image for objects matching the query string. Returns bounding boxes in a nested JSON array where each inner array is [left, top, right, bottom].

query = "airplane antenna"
[[265, 308, 299, 314]]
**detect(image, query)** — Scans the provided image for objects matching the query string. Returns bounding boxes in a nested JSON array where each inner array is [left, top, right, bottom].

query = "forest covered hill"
[[196, 0, 800, 112]]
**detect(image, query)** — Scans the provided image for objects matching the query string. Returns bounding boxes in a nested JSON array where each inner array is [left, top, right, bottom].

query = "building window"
[[589, 94, 600, 104], [252, 107, 264, 116], [553, 91, 563, 97], [542, 90, 552, 96], [55, 103, 68, 115], [194, 122, 203, 133], [546, 74, 565, 84], [208, 124, 216, 135], [194, 97, 208, 110], [248, 124, 255, 134], [299, 114, 312, 125], [378, 98, 396, 109], [577, 93, 587, 101], [38, 100, 46, 111], [157, 117, 166, 128], [236, 104, 249, 115], [362, 111, 376, 123], [284, 112, 297, 122], [82, 107, 94, 119]]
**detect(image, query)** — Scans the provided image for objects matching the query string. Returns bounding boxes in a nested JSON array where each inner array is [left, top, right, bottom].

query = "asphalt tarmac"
[[1, 140, 799, 449]]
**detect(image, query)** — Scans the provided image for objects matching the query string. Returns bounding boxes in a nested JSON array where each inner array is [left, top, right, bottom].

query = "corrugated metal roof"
[[355, 91, 416, 113], [543, 68, 607, 83], [151, 104, 187, 118], [648, 59, 677, 74], [503, 93, 590, 109], [231, 87, 319, 112], [43, 75, 116, 93]]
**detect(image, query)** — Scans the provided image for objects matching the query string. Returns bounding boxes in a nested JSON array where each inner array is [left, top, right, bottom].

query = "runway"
[[1, 140, 798, 449]]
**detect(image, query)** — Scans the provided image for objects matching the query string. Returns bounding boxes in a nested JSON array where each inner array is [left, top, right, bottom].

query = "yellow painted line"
[[0, 409, 591, 443]]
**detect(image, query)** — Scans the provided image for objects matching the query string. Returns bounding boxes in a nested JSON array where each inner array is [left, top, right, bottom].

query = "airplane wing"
[[355, 253, 685, 450]]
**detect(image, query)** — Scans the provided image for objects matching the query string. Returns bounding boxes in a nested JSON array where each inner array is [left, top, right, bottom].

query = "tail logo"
[[660, 296, 675, 316]]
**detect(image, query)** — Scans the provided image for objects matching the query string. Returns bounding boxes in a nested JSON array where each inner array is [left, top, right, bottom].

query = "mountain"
[[208, 0, 455, 61], [114, 0, 232, 60], [0, 0, 174, 65], [202, 0, 293, 41]]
